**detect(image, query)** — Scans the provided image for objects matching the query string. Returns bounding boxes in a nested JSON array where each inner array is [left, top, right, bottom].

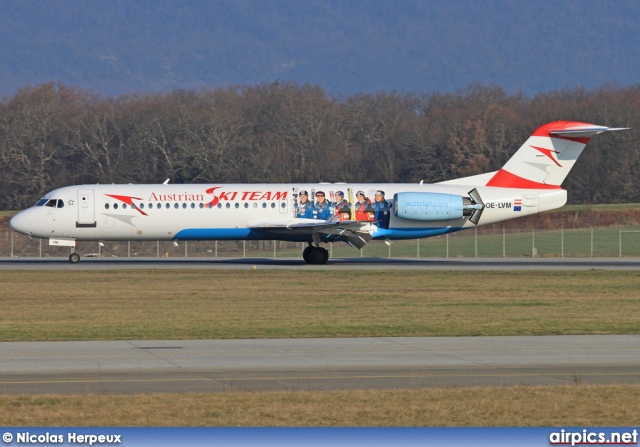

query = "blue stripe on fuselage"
[[174, 226, 465, 242]]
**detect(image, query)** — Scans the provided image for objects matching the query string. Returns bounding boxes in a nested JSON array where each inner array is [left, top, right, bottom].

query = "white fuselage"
[[10, 182, 567, 244]]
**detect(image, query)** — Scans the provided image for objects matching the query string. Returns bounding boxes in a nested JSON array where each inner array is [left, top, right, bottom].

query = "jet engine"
[[394, 189, 484, 224]]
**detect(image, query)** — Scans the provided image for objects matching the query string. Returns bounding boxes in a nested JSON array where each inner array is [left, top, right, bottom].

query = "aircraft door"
[[77, 189, 96, 227]]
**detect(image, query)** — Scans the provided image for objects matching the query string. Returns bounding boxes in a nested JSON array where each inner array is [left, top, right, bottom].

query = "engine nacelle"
[[394, 192, 477, 221]]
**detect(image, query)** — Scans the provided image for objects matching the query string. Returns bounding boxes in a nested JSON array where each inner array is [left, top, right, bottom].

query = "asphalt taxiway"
[[1, 336, 639, 394], [2, 256, 640, 270]]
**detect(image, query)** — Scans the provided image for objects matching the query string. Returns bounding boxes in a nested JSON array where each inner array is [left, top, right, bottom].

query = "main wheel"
[[309, 247, 329, 265], [69, 252, 81, 264], [302, 246, 313, 263]]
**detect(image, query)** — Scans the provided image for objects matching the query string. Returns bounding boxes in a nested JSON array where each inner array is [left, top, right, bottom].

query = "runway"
[[2, 256, 640, 270], [1, 336, 639, 394]]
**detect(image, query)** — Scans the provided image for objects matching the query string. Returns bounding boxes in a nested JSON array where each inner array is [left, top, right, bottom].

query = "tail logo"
[[531, 146, 562, 167]]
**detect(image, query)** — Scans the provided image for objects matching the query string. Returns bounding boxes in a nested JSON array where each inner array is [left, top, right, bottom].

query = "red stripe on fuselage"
[[486, 169, 562, 189]]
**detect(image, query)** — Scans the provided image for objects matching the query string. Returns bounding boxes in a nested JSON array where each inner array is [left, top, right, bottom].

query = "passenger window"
[[271, 203, 276, 208], [199, 203, 204, 209], [244, 203, 249, 208], [182, 203, 187, 209], [156, 203, 161, 209], [174, 203, 179, 209], [166, 203, 170, 209], [235, 203, 240, 209], [105, 203, 110, 209], [123, 204, 128, 209], [262, 203, 267, 208], [114, 203, 119, 209], [191, 203, 196, 209], [226, 203, 230, 209], [139, 203, 145, 209]]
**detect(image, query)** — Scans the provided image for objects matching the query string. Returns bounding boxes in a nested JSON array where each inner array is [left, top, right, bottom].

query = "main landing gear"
[[302, 243, 329, 265]]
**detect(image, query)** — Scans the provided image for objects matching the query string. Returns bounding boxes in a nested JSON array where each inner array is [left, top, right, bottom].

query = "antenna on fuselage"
[[163, 179, 170, 185]]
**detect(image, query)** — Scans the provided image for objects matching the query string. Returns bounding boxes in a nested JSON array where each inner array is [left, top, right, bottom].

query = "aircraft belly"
[[373, 227, 458, 240]]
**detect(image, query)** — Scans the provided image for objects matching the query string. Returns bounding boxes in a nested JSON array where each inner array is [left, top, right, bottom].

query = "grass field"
[[2, 385, 640, 426], [1, 270, 639, 341], [1, 269, 639, 426]]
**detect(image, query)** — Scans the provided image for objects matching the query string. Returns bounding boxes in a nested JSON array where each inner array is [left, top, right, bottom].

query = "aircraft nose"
[[9, 210, 34, 236]]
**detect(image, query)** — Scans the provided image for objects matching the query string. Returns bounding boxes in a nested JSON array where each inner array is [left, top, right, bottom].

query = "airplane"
[[9, 121, 626, 264]]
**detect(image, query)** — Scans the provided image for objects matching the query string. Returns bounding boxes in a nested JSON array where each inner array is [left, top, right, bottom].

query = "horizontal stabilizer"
[[549, 125, 628, 138]]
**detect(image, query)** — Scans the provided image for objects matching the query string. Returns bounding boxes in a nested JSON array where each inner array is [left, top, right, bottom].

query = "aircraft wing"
[[248, 216, 376, 249]]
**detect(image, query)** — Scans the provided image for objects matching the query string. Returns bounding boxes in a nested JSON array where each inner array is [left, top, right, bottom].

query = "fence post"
[[619, 227, 622, 258], [474, 227, 478, 258], [446, 233, 449, 258], [561, 227, 564, 258], [39, 239, 42, 258], [215, 241, 218, 257], [502, 226, 505, 258], [274, 240, 277, 258], [11, 231, 14, 257], [591, 227, 593, 258], [243, 240, 246, 258], [417, 239, 420, 258], [532, 228, 535, 258], [185, 241, 188, 258], [128, 241, 131, 258]]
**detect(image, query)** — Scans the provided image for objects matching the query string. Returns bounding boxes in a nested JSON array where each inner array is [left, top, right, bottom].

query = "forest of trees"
[[0, 81, 639, 210]]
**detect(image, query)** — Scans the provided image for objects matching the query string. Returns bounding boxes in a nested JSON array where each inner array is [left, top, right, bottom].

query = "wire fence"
[[3, 225, 640, 259]]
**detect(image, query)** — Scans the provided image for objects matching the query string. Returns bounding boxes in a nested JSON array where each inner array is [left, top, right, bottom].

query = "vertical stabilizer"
[[486, 121, 626, 189]]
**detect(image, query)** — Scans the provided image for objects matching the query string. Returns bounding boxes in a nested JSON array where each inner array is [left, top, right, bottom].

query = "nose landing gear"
[[302, 243, 329, 265], [69, 252, 80, 264]]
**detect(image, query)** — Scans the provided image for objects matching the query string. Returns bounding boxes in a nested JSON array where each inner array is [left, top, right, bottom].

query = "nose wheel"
[[69, 252, 80, 264], [302, 245, 329, 265]]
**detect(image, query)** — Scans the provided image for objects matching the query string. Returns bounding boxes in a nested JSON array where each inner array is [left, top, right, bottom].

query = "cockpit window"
[[43, 199, 64, 208]]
